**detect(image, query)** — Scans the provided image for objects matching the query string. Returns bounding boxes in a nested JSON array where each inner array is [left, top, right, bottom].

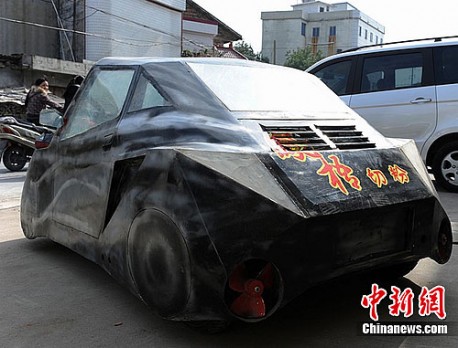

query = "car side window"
[[61, 69, 135, 139], [360, 53, 424, 93], [312, 60, 352, 96], [434, 46, 458, 85], [128, 74, 170, 112]]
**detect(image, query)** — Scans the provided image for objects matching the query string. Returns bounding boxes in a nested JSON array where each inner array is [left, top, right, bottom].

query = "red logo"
[[362, 284, 446, 321]]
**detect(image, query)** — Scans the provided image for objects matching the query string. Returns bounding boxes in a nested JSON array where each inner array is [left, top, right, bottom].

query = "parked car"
[[21, 58, 452, 330], [307, 36, 458, 192]]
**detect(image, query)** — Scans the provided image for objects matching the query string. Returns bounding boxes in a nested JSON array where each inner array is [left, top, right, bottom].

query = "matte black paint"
[[21, 58, 452, 324]]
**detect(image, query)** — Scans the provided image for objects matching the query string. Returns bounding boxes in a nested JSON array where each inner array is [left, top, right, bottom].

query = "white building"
[[261, 0, 385, 65], [85, 0, 185, 61]]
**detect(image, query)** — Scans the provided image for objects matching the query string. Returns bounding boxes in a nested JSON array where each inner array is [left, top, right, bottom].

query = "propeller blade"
[[230, 293, 266, 318], [228, 263, 248, 293], [257, 262, 274, 288]]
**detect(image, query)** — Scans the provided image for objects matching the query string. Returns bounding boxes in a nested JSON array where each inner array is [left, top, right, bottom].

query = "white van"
[[307, 37, 458, 192]]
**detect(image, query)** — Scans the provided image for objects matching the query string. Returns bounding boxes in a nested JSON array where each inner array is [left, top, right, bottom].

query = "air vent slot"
[[315, 125, 376, 150], [262, 125, 331, 151]]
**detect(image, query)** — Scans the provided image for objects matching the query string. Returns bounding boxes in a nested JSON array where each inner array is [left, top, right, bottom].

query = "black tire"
[[432, 141, 458, 192], [2, 145, 28, 171]]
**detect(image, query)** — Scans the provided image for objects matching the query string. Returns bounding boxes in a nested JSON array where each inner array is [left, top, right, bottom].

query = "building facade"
[[182, 0, 243, 57], [261, 0, 385, 65], [85, 0, 185, 61], [0, 0, 186, 63]]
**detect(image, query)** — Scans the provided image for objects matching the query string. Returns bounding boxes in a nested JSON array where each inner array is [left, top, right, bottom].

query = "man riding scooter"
[[0, 78, 63, 171], [25, 78, 63, 125]]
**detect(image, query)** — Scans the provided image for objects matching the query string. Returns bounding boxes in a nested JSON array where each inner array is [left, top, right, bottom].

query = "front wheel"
[[432, 141, 458, 192], [2, 145, 28, 171]]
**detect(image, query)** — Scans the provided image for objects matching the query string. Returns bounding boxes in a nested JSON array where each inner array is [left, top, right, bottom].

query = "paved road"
[[1, 163, 457, 347]]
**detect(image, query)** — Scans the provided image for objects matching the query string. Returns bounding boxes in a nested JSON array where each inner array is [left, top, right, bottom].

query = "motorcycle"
[[0, 115, 57, 171]]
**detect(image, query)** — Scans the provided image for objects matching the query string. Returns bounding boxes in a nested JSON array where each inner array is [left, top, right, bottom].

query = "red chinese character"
[[389, 286, 414, 318], [275, 151, 293, 160], [366, 168, 388, 188], [388, 164, 410, 184], [361, 283, 388, 321], [418, 286, 446, 319], [307, 152, 361, 195], [292, 152, 307, 162]]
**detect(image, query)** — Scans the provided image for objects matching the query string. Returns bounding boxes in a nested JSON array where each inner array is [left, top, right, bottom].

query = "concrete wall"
[[182, 19, 218, 52], [153, 0, 186, 11], [85, 0, 184, 61], [261, 4, 385, 65], [0, 0, 60, 58], [262, 11, 306, 65]]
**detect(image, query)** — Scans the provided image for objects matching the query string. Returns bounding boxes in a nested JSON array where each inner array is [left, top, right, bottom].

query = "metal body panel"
[[20, 58, 452, 324]]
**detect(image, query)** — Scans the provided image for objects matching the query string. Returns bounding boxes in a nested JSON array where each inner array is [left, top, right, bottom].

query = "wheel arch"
[[126, 208, 192, 319], [425, 132, 458, 167]]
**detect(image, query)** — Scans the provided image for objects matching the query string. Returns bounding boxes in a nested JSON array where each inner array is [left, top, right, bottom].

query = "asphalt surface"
[[1, 161, 457, 347]]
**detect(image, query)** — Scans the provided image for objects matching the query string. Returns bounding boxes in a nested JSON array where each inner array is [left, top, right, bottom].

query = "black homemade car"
[[21, 58, 452, 328]]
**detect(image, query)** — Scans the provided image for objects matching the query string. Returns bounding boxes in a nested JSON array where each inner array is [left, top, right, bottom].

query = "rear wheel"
[[2, 145, 28, 171], [432, 141, 458, 192]]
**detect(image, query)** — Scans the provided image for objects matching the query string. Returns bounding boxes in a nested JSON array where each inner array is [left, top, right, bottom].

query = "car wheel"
[[2, 145, 28, 171], [432, 141, 458, 192], [127, 209, 191, 319]]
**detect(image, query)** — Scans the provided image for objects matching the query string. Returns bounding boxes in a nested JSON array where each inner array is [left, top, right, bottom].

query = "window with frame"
[[313, 60, 352, 96], [360, 53, 424, 93], [301, 22, 307, 36], [128, 73, 170, 112], [329, 26, 336, 36], [434, 45, 458, 85], [61, 69, 135, 139], [313, 27, 320, 37]]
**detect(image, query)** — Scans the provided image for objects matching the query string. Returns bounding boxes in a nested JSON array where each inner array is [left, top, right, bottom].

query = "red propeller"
[[228, 262, 274, 318]]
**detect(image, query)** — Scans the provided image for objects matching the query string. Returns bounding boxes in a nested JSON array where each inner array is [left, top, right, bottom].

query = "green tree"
[[284, 47, 323, 70], [234, 41, 269, 62]]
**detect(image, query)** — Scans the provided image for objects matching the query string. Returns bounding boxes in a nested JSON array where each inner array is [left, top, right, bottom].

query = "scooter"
[[0, 116, 56, 171]]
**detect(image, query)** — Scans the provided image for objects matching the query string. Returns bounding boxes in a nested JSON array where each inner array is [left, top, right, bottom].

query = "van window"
[[312, 60, 352, 95], [360, 53, 424, 93], [434, 46, 458, 85]]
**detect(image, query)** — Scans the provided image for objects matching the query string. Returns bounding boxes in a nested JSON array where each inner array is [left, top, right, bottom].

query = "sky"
[[193, 0, 458, 52]]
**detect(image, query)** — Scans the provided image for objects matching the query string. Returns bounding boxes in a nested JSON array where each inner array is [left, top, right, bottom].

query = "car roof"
[[307, 35, 458, 70], [95, 57, 262, 68]]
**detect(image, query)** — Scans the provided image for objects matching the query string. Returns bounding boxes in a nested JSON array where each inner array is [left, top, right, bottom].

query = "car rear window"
[[188, 62, 351, 116]]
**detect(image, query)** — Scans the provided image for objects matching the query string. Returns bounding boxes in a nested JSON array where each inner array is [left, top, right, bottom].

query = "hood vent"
[[263, 125, 331, 151], [315, 125, 376, 150], [262, 124, 375, 151]]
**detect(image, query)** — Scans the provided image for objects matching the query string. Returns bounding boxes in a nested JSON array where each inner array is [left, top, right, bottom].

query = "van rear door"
[[349, 49, 436, 154]]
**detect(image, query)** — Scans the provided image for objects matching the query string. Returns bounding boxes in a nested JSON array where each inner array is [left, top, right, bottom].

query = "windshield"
[[188, 62, 351, 116]]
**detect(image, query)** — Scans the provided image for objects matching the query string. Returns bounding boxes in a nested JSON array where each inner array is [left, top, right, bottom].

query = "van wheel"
[[432, 141, 458, 192]]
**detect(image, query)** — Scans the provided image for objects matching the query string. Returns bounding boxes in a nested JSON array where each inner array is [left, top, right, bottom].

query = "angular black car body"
[[21, 58, 452, 325]]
